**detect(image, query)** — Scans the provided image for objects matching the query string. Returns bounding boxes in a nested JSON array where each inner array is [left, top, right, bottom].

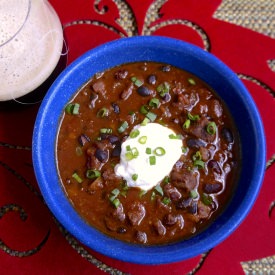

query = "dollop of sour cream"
[[115, 123, 183, 191]]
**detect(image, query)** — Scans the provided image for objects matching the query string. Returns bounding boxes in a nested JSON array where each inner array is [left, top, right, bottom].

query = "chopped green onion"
[[125, 151, 134, 160], [169, 133, 182, 140], [141, 117, 150, 126], [126, 145, 131, 151], [65, 103, 80, 115], [182, 147, 188, 154], [154, 147, 166, 156], [162, 197, 171, 205], [97, 107, 108, 118], [139, 190, 147, 198], [188, 78, 196, 85], [194, 159, 205, 169], [111, 188, 120, 197], [86, 169, 101, 179], [72, 172, 83, 183], [146, 147, 152, 154], [100, 128, 113, 134], [164, 176, 170, 184], [202, 193, 213, 205], [192, 151, 202, 161], [183, 119, 191, 129], [188, 112, 200, 121], [149, 155, 156, 165], [149, 98, 160, 108], [111, 198, 120, 208], [140, 105, 149, 114], [151, 191, 156, 201], [125, 147, 139, 160], [131, 76, 143, 87], [157, 82, 170, 96], [138, 136, 147, 144], [206, 121, 217, 135], [154, 184, 163, 196], [146, 111, 157, 122], [75, 146, 83, 156], [190, 189, 198, 199], [118, 121, 129, 133], [132, 174, 138, 181], [131, 147, 139, 157], [130, 129, 140, 138]]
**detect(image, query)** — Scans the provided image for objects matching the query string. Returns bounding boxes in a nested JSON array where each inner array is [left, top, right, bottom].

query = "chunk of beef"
[[203, 182, 223, 194], [127, 201, 146, 226], [170, 169, 197, 191], [153, 219, 166, 236], [197, 201, 211, 220], [120, 83, 133, 100], [88, 177, 104, 193], [135, 231, 147, 244], [104, 203, 125, 232], [163, 214, 184, 229], [163, 184, 182, 202], [189, 117, 216, 143]]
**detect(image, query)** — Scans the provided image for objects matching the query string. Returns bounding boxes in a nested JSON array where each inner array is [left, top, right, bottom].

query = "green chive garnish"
[[100, 128, 113, 134], [132, 174, 138, 181], [206, 121, 217, 135], [149, 155, 156, 165], [194, 159, 205, 169], [188, 78, 196, 85], [118, 121, 129, 133], [86, 169, 101, 179], [190, 189, 198, 199], [72, 172, 83, 183], [153, 147, 166, 156], [138, 136, 147, 144], [183, 119, 191, 129], [146, 147, 151, 154], [141, 117, 150, 126], [162, 197, 171, 205], [131, 76, 143, 87], [154, 184, 163, 196], [97, 107, 108, 118], [149, 98, 160, 108], [140, 105, 149, 115], [157, 82, 170, 96], [146, 111, 157, 122], [130, 129, 140, 138], [188, 112, 200, 121], [65, 103, 80, 115]]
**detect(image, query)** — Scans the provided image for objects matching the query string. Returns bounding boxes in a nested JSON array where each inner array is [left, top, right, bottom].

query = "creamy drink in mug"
[[0, 0, 63, 101]]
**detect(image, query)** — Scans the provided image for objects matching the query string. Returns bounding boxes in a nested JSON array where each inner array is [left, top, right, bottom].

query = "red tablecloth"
[[1, 0, 275, 274]]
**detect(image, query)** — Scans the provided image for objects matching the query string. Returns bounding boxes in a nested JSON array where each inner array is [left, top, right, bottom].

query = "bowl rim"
[[32, 36, 266, 264]]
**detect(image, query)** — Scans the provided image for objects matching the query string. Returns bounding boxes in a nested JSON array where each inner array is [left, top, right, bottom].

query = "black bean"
[[95, 149, 108, 162], [117, 227, 127, 234], [111, 102, 120, 114], [176, 197, 192, 209], [187, 201, 198, 214], [208, 160, 222, 174], [111, 143, 121, 157], [203, 183, 223, 194], [221, 127, 234, 143], [78, 134, 91, 146], [186, 138, 207, 148], [147, 74, 157, 85], [161, 65, 171, 72], [100, 133, 120, 144], [137, 86, 152, 97]]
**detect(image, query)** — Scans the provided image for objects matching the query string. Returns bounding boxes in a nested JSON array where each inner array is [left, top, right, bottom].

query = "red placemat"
[[1, 0, 275, 274]]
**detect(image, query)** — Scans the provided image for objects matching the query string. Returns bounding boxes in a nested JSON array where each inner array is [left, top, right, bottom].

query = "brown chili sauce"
[[56, 62, 240, 245]]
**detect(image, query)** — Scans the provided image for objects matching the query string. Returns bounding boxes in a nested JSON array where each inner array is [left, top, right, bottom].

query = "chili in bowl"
[[32, 36, 266, 264]]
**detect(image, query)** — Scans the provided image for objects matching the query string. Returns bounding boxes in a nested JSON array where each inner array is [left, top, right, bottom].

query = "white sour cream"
[[115, 123, 183, 190]]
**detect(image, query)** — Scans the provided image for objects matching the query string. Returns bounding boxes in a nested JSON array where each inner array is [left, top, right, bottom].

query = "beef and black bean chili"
[[56, 62, 240, 245]]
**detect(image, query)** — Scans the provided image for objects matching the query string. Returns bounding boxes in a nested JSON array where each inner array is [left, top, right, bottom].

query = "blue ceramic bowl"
[[32, 36, 266, 264]]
